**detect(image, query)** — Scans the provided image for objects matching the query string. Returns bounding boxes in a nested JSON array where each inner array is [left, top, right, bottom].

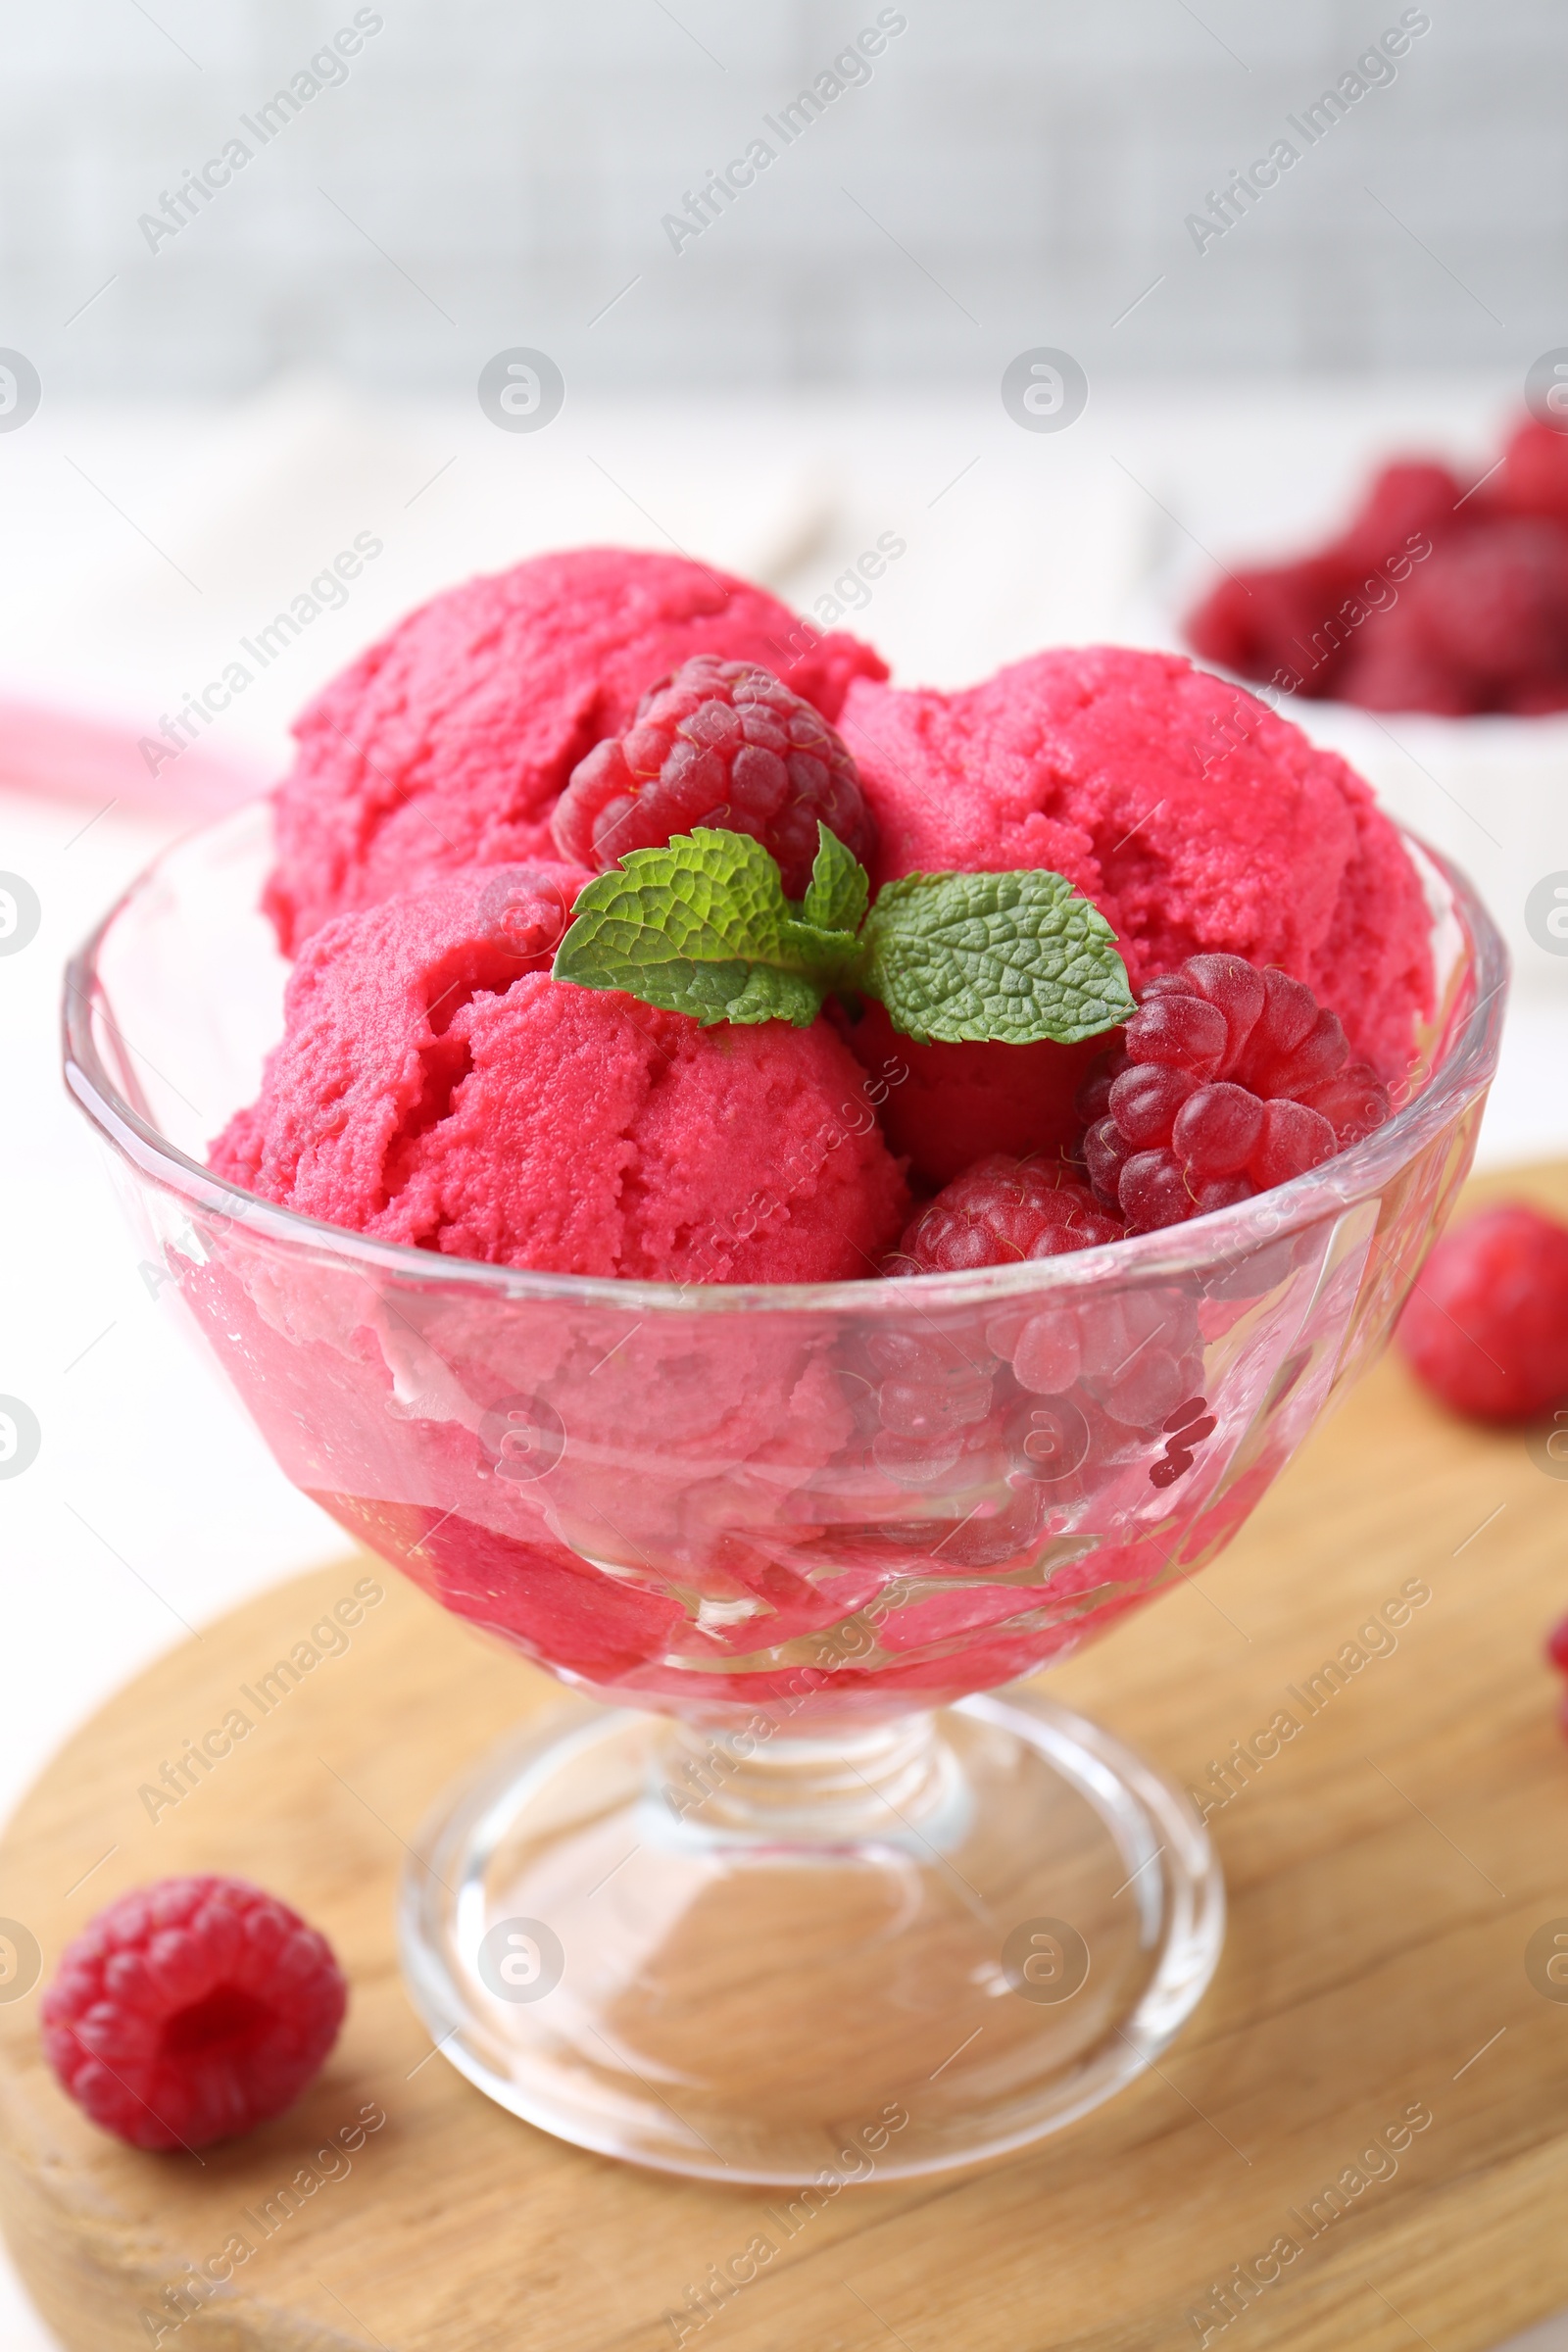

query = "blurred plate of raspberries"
[[1152, 415, 1568, 986]]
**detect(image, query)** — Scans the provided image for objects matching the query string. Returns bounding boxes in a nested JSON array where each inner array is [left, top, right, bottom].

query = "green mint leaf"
[[553, 824, 1134, 1052], [856, 867, 1137, 1046], [552, 828, 858, 1028], [801, 820, 870, 936]]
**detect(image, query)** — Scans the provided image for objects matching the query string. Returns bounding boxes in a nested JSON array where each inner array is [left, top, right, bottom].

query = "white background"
[[5, 0, 1563, 390]]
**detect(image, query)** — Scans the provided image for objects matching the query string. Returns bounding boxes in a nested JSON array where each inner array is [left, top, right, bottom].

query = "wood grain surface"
[[4, 1162, 1568, 2352]]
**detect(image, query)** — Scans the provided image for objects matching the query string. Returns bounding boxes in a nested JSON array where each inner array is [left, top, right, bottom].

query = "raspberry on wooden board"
[[1546, 1613, 1568, 1678], [41, 1876, 346, 2150], [1397, 1201, 1568, 1423]]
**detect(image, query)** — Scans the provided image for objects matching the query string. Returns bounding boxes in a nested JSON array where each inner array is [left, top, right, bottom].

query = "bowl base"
[[399, 1689, 1224, 2183]]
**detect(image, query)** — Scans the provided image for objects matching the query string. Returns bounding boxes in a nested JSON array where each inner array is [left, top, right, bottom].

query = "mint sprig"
[[800, 822, 870, 937], [552, 824, 1135, 1046], [552, 828, 860, 1028], [858, 867, 1134, 1045]]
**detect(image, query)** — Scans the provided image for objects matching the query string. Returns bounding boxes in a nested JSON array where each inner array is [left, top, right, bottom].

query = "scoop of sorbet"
[[838, 644, 1430, 1186], [265, 548, 886, 955], [213, 862, 908, 1284]]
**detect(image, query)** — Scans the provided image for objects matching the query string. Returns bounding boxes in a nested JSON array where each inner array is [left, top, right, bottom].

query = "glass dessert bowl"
[[64, 803, 1504, 2182]]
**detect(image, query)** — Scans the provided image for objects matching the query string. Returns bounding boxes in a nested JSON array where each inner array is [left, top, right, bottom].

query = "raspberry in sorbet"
[[888, 1154, 1123, 1276], [552, 656, 875, 899], [1079, 955, 1391, 1234]]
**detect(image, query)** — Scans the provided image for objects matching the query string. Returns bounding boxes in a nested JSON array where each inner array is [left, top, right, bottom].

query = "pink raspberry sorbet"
[[213, 863, 908, 1284], [838, 647, 1432, 1184], [264, 549, 886, 954]]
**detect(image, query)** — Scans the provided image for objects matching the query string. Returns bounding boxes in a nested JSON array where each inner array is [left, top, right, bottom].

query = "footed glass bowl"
[[64, 805, 1504, 2181]]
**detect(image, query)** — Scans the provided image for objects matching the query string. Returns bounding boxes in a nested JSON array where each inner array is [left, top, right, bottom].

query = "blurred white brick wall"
[[0, 0, 1560, 396]]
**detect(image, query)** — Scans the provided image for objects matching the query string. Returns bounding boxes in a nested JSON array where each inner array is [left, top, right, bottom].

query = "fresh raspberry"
[[886, 1153, 1125, 1275], [1184, 425, 1568, 714], [988, 1285, 1206, 1431], [41, 1877, 346, 2150], [1396, 519, 1568, 705], [1545, 1611, 1568, 1678], [1184, 557, 1354, 698], [1079, 956, 1391, 1235], [1497, 416, 1568, 527], [1396, 1201, 1568, 1423], [1332, 460, 1462, 571], [1333, 598, 1481, 717], [1506, 674, 1568, 716], [550, 655, 875, 899], [860, 1325, 999, 1486]]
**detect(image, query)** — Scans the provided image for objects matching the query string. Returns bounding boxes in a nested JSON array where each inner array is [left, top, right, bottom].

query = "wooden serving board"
[[5, 1163, 1568, 2352]]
